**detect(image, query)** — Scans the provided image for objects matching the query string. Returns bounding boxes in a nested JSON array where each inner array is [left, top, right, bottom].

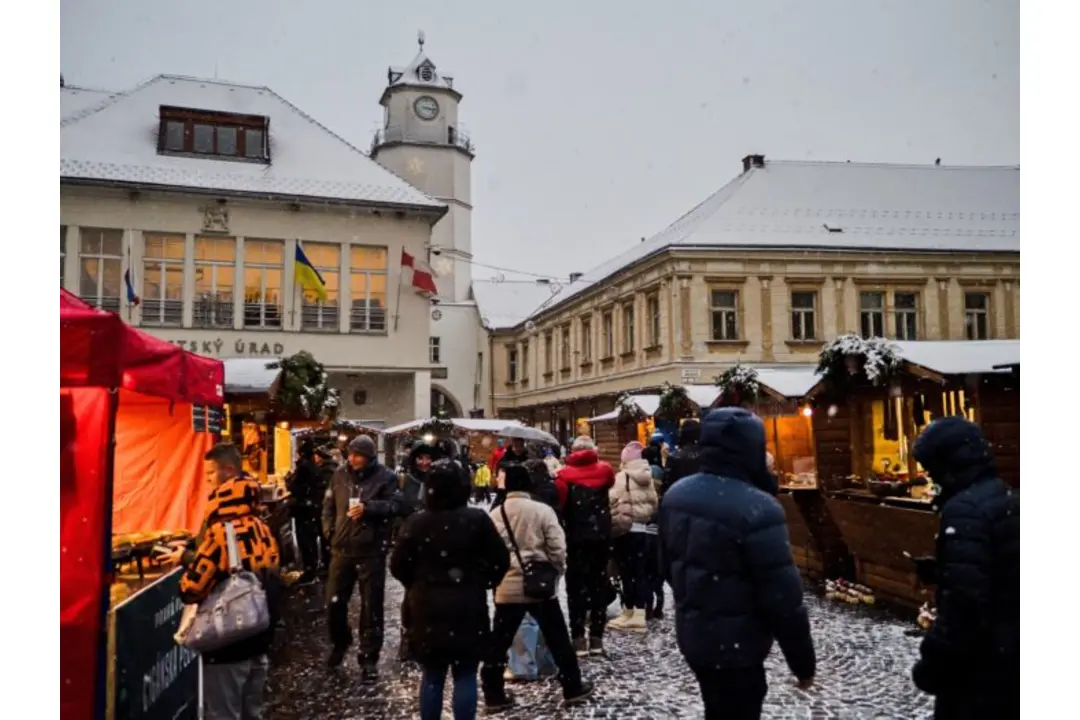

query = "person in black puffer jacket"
[[390, 459, 510, 720], [910, 417, 1019, 720], [659, 408, 815, 720], [663, 419, 703, 495]]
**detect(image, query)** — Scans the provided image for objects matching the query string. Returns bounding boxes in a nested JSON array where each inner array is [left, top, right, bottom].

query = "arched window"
[[430, 387, 461, 419]]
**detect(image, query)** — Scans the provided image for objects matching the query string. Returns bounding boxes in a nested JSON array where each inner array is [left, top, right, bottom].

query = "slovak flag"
[[401, 249, 439, 297], [124, 268, 140, 306]]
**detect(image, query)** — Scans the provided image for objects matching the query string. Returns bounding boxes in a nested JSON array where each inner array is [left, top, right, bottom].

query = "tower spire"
[[418, 29, 426, 52]]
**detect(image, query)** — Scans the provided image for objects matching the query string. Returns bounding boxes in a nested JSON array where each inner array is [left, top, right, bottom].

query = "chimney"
[[742, 154, 766, 173], [569, 272, 583, 283]]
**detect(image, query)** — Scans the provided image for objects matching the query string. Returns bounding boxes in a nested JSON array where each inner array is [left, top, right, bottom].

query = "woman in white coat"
[[607, 441, 659, 632]]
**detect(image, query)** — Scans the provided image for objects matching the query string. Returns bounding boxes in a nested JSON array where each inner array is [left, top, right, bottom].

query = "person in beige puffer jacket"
[[608, 441, 659, 633]]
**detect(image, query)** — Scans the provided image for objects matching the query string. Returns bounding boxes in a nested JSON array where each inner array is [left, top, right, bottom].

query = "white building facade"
[[60, 75, 450, 426], [370, 48, 486, 418]]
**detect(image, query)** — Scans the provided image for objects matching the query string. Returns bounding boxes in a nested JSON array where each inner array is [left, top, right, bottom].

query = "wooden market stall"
[[381, 417, 525, 469], [806, 338, 1020, 607], [60, 289, 224, 720]]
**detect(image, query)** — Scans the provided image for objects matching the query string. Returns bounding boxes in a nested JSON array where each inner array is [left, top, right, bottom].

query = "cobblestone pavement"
[[266, 571, 933, 719]]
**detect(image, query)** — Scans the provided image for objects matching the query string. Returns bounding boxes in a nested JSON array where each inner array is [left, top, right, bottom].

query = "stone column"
[[183, 233, 196, 328], [414, 369, 432, 420], [233, 237, 245, 330]]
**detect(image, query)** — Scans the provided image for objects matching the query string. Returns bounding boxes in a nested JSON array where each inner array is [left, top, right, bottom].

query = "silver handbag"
[[181, 521, 271, 654]]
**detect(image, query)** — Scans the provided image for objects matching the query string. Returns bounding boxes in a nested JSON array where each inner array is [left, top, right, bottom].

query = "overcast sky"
[[61, 0, 1018, 281]]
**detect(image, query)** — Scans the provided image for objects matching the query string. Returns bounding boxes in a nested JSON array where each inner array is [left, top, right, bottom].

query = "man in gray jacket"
[[322, 435, 402, 679]]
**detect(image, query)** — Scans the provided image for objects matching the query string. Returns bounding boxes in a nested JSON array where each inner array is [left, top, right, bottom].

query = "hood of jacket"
[[698, 408, 771, 490], [621, 458, 654, 488], [913, 417, 998, 504], [565, 448, 599, 467], [206, 476, 260, 521], [422, 461, 471, 511]]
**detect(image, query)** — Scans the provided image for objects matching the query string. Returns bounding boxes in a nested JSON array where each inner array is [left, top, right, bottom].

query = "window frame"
[[543, 331, 554, 376], [429, 336, 441, 364], [521, 340, 530, 381], [241, 239, 284, 330], [708, 287, 741, 342], [964, 291, 991, 340], [348, 245, 389, 334], [645, 293, 661, 347], [621, 301, 636, 355], [299, 243, 341, 333], [789, 289, 818, 342], [600, 310, 615, 359], [141, 233, 186, 327], [560, 324, 572, 370], [859, 291, 886, 338], [78, 227, 124, 313], [893, 290, 920, 341], [158, 106, 270, 163], [580, 316, 593, 363], [507, 347, 519, 384], [193, 236, 237, 329]]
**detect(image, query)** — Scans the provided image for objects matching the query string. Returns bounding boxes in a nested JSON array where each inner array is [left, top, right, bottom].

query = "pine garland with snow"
[[616, 392, 648, 422], [816, 334, 902, 389], [415, 417, 457, 439], [655, 382, 698, 421], [270, 351, 340, 421], [713, 363, 761, 407]]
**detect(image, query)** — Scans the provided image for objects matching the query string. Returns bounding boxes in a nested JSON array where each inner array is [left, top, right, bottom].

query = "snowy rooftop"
[[223, 358, 282, 395], [754, 366, 821, 399], [523, 159, 1020, 327], [385, 51, 459, 97], [381, 417, 523, 435], [60, 75, 445, 212], [893, 339, 1020, 376], [471, 279, 576, 330]]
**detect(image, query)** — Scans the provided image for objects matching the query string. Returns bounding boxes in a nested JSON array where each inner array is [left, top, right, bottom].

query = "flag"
[[124, 268, 140, 306], [295, 243, 328, 302], [401, 249, 438, 296]]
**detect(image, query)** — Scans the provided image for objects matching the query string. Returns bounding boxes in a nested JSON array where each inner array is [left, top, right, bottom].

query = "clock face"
[[414, 96, 439, 121]]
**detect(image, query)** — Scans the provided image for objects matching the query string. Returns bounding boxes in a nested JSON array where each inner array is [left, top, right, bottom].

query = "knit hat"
[[347, 434, 377, 459], [571, 435, 596, 452], [621, 441, 644, 463]]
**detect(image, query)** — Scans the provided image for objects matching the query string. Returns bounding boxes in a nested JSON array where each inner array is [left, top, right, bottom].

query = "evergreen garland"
[[615, 392, 648, 422], [415, 417, 457, 439], [816, 334, 902, 390], [270, 351, 340, 421], [655, 381, 698, 421], [713, 363, 762, 407]]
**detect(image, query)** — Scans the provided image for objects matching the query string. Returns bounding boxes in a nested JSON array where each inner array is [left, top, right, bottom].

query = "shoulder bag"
[[181, 521, 271, 654], [499, 502, 558, 600]]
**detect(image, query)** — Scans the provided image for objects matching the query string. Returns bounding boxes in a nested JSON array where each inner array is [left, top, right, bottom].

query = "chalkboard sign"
[[112, 569, 199, 720], [207, 406, 225, 435], [192, 405, 206, 433]]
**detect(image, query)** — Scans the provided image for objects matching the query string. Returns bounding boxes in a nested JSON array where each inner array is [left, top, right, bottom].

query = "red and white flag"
[[401, 249, 439, 297]]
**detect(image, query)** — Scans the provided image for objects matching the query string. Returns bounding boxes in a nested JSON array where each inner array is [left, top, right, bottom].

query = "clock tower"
[[371, 36, 475, 304], [372, 36, 482, 417]]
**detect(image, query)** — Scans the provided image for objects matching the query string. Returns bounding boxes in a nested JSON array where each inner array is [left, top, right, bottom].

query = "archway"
[[430, 386, 462, 419]]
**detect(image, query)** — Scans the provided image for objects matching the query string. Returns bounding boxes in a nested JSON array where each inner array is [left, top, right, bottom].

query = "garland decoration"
[[655, 381, 698, 421], [270, 351, 340, 421], [713, 363, 761, 407], [816, 334, 902, 390]]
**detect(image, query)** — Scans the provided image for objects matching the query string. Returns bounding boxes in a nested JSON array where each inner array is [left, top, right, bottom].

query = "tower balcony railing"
[[371, 125, 475, 155]]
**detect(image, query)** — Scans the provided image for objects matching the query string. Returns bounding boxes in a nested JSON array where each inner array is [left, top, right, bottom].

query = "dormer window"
[[158, 106, 270, 163], [418, 65, 435, 82]]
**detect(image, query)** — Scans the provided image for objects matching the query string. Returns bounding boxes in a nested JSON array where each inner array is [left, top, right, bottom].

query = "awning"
[[224, 358, 283, 395]]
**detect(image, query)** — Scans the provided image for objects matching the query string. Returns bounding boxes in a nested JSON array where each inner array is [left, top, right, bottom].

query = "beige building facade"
[[481, 158, 1021, 440]]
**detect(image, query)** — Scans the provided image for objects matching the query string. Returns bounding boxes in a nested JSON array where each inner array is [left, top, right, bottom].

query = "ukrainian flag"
[[294, 243, 328, 302]]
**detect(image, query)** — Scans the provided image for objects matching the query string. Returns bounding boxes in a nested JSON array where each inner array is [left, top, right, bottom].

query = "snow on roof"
[[526, 160, 1020, 326], [223, 358, 282, 394], [754, 366, 821, 399], [684, 384, 722, 408], [61, 75, 445, 212], [381, 417, 523, 435], [61, 86, 120, 121], [472, 279, 570, 330], [894, 340, 1020, 376], [385, 51, 459, 96]]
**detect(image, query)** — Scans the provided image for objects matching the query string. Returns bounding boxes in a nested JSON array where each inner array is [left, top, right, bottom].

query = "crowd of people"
[[169, 408, 1020, 720]]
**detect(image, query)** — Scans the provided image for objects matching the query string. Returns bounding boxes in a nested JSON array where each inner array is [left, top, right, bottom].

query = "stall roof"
[[754, 367, 821, 399], [685, 384, 722, 408], [224, 358, 282, 395], [382, 417, 524, 435], [894, 339, 1020, 375]]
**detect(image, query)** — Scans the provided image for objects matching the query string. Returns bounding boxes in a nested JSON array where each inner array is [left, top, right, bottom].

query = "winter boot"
[[563, 680, 596, 706], [588, 636, 605, 656], [572, 636, 588, 657], [326, 646, 347, 669], [606, 608, 633, 629], [622, 608, 648, 633]]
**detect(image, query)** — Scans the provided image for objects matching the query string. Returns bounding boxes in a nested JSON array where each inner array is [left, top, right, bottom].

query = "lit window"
[[349, 246, 388, 333], [243, 240, 284, 329], [194, 236, 236, 328], [299, 243, 340, 332], [141, 234, 185, 327]]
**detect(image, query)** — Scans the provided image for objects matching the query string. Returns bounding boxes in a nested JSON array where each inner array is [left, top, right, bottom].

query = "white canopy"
[[223, 358, 282, 395], [894, 339, 1020, 376], [381, 417, 524, 435]]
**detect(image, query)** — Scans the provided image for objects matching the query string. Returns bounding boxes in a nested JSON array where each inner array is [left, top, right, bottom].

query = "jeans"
[[202, 655, 269, 720], [565, 540, 610, 639], [612, 532, 648, 610], [691, 664, 768, 720], [481, 599, 583, 702], [326, 553, 387, 663], [419, 661, 478, 720]]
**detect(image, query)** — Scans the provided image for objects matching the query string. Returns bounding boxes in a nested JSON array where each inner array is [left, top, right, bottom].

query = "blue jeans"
[[419, 661, 479, 720]]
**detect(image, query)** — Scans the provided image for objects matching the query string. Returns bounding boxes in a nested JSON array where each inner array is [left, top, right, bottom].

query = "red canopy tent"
[[60, 289, 223, 720]]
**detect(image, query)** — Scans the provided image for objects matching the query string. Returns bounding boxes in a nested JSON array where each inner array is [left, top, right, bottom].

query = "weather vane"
[[418, 30, 425, 51]]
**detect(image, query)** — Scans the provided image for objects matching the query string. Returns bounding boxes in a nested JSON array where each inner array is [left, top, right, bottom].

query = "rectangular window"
[[60, 226, 67, 286], [859, 291, 885, 338], [141, 233, 185, 327], [646, 294, 661, 346], [560, 325, 571, 369], [791, 291, 817, 341], [300, 243, 340, 332], [78, 227, 123, 313], [521, 341, 530, 380], [429, 337, 441, 364], [622, 302, 636, 353], [349, 246, 388, 333], [158, 106, 270, 162], [193, 236, 236, 328], [507, 348, 518, 383], [710, 290, 739, 341], [544, 332, 553, 373], [964, 292, 990, 340], [580, 317, 592, 362], [242, 239, 284, 329], [894, 292, 919, 340], [601, 311, 614, 358]]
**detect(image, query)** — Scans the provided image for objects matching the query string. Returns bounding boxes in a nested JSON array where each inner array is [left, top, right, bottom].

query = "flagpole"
[[393, 251, 405, 332], [126, 230, 133, 322]]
